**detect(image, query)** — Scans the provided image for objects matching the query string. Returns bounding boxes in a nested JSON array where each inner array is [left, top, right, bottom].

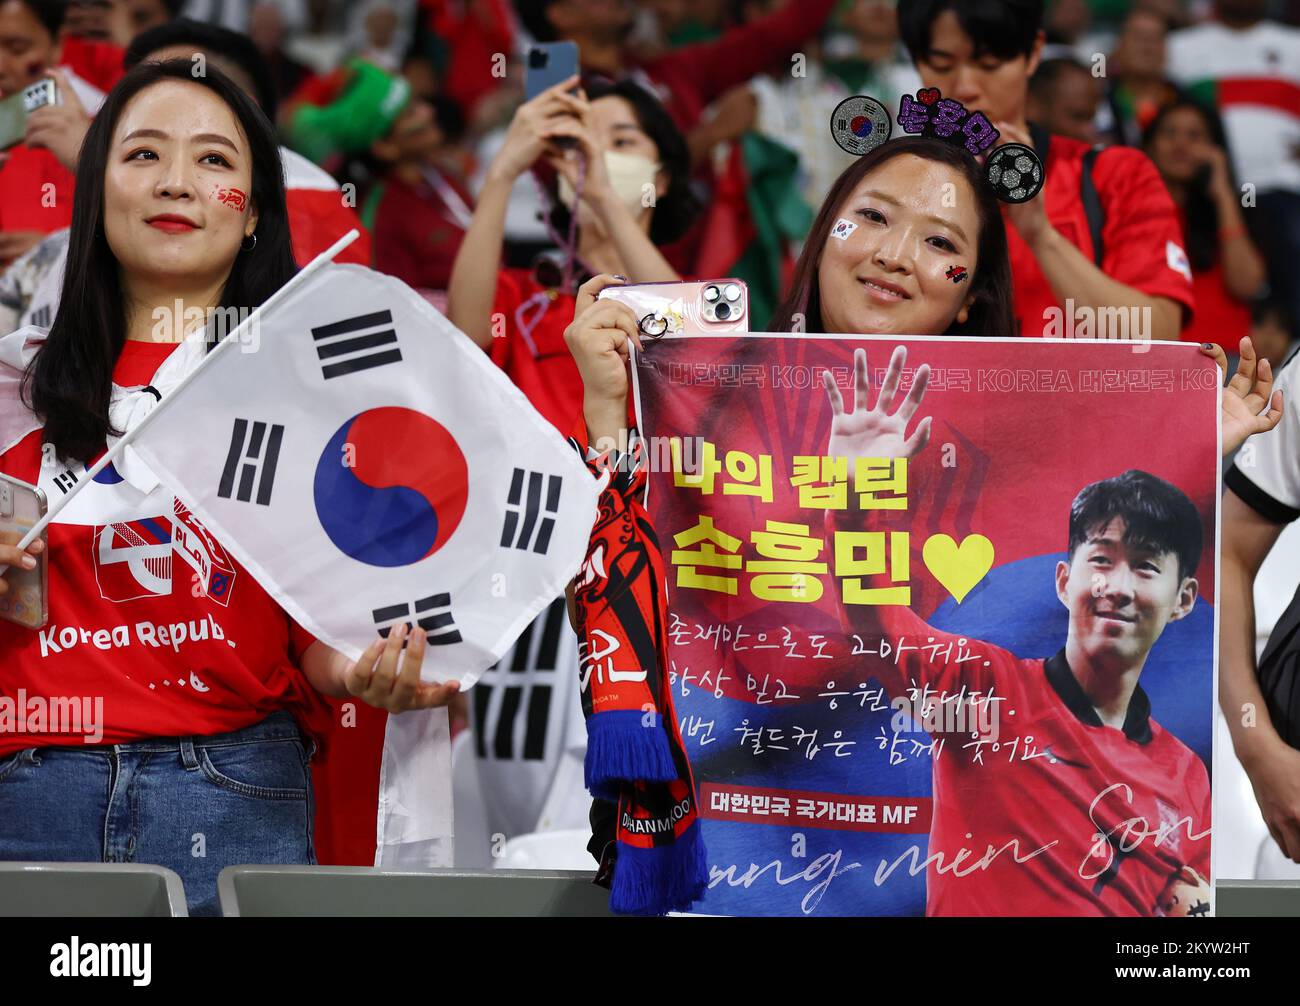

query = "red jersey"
[[0, 340, 331, 757], [1175, 208, 1252, 353], [853, 597, 1211, 917], [490, 268, 583, 435], [1010, 132, 1195, 339], [0, 145, 74, 240]]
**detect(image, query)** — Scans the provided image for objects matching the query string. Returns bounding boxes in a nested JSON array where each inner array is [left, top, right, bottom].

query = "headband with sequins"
[[830, 89, 1045, 204]]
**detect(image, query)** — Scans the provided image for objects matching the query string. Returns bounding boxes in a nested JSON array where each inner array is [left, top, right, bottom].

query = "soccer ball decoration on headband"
[[830, 89, 1046, 204]]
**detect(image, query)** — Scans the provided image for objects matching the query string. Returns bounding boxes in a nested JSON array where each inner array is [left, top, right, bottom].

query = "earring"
[[241, 232, 258, 251]]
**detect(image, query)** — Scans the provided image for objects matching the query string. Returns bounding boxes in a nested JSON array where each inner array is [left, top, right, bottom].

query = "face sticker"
[[945, 265, 969, 283], [830, 218, 858, 241], [212, 187, 248, 212]]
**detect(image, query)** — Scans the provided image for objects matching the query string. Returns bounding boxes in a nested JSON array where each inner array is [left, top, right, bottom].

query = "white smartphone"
[[598, 279, 749, 339], [0, 473, 48, 629]]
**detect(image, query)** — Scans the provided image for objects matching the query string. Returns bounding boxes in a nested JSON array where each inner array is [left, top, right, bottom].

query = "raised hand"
[[1200, 336, 1284, 456], [823, 345, 932, 462], [343, 622, 461, 713]]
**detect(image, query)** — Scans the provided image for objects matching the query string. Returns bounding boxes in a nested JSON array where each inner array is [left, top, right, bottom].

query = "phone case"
[[598, 279, 749, 338], [0, 474, 48, 630]]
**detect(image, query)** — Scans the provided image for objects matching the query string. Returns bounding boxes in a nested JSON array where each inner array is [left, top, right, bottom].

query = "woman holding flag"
[[561, 129, 1283, 914], [0, 60, 454, 916]]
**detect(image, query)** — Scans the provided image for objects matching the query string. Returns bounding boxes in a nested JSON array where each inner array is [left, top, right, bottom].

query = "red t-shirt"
[[0, 340, 331, 757], [490, 268, 583, 435], [0, 144, 74, 240], [370, 171, 471, 291], [853, 599, 1211, 917], [1175, 208, 1252, 353], [1009, 134, 1195, 338]]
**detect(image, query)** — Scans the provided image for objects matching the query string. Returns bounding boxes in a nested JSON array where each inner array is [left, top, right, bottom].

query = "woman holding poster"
[[0, 60, 454, 916], [565, 122, 1282, 915]]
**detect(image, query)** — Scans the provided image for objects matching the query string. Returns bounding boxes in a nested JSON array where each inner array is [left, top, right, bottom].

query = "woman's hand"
[[543, 90, 619, 215], [343, 623, 461, 713], [1194, 141, 1234, 199], [823, 346, 932, 462], [485, 75, 585, 185], [0, 531, 43, 596], [1200, 336, 1284, 456], [564, 274, 643, 447]]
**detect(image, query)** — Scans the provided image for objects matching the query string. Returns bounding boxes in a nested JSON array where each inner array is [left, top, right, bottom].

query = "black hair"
[[1252, 297, 1297, 340], [546, 77, 700, 246], [124, 18, 279, 120], [1029, 57, 1092, 102], [431, 94, 466, 145], [1141, 97, 1233, 273], [12, 0, 62, 37], [516, 0, 561, 43], [899, 0, 1044, 64], [1068, 470, 1203, 582], [23, 59, 297, 464], [771, 136, 1016, 338]]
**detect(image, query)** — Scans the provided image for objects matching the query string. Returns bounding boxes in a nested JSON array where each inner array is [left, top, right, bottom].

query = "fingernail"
[[1202, 343, 1213, 351], [21, 555, 35, 569], [613, 274, 627, 281]]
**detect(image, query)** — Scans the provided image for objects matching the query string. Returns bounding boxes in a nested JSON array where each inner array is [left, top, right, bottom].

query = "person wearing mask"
[[1143, 97, 1267, 356], [448, 75, 696, 435], [898, 0, 1195, 342], [0, 60, 456, 916]]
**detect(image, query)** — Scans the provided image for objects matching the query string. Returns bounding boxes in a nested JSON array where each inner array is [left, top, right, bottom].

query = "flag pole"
[[9, 229, 360, 554]]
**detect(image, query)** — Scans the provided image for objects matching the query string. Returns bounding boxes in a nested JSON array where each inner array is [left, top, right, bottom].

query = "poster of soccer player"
[[631, 334, 1218, 917]]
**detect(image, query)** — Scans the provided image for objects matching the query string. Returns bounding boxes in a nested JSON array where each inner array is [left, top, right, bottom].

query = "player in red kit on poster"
[[821, 345, 1211, 917]]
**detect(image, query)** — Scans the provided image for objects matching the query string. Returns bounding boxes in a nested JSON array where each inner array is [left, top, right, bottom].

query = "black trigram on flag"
[[217, 418, 284, 505], [500, 468, 561, 554], [52, 468, 79, 495], [30, 305, 51, 328], [311, 309, 402, 380], [474, 597, 568, 761], [372, 592, 462, 646]]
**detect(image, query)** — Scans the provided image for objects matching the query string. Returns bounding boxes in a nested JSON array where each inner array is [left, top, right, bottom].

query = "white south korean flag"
[[129, 263, 601, 867]]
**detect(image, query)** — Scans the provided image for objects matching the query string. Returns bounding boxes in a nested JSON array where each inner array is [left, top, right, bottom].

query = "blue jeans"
[[0, 711, 316, 916]]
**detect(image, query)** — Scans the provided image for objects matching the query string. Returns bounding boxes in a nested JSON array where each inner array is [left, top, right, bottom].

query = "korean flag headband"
[[830, 90, 1045, 204]]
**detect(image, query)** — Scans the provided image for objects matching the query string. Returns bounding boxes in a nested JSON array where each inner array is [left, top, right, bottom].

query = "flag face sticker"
[[372, 592, 462, 645], [500, 468, 561, 554], [217, 418, 284, 505], [312, 309, 402, 380], [128, 263, 600, 683], [830, 218, 858, 240]]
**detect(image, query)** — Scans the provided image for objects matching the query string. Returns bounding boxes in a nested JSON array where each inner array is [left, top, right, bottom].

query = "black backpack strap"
[[1081, 146, 1106, 267]]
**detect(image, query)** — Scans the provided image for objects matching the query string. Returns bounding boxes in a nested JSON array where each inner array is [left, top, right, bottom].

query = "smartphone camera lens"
[[715, 302, 731, 320], [703, 284, 720, 303], [723, 283, 741, 303], [529, 49, 548, 69], [640, 313, 668, 338]]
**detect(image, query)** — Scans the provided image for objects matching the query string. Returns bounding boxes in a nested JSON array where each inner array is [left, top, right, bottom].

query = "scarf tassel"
[[610, 819, 709, 916], [584, 710, 677, 800]]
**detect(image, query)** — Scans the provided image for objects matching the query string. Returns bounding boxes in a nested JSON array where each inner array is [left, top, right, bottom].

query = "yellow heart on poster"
[[922, 534, 994, 603]]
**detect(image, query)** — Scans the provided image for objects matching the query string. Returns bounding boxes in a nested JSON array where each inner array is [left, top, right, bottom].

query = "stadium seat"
[[0, 862, 187, 917], [1216, 879, 1300, 917], [217, 865, 615, 916]]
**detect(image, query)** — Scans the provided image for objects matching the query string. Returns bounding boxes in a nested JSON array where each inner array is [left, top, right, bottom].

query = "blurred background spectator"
[[1027, 56, 1103, 143], [1143, 96, 1267, 353], [1096, 5, 1187, 145]]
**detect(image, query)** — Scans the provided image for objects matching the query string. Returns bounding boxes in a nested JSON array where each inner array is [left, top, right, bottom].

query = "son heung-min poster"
[[630, 335, 1218, 917]]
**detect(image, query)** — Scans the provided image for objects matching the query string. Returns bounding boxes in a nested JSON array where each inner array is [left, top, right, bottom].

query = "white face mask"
[[558, 150, 661, 229]]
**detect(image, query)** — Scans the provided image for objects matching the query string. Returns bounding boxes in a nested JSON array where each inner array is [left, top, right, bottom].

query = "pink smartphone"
[[597, 279, 749, 338]]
